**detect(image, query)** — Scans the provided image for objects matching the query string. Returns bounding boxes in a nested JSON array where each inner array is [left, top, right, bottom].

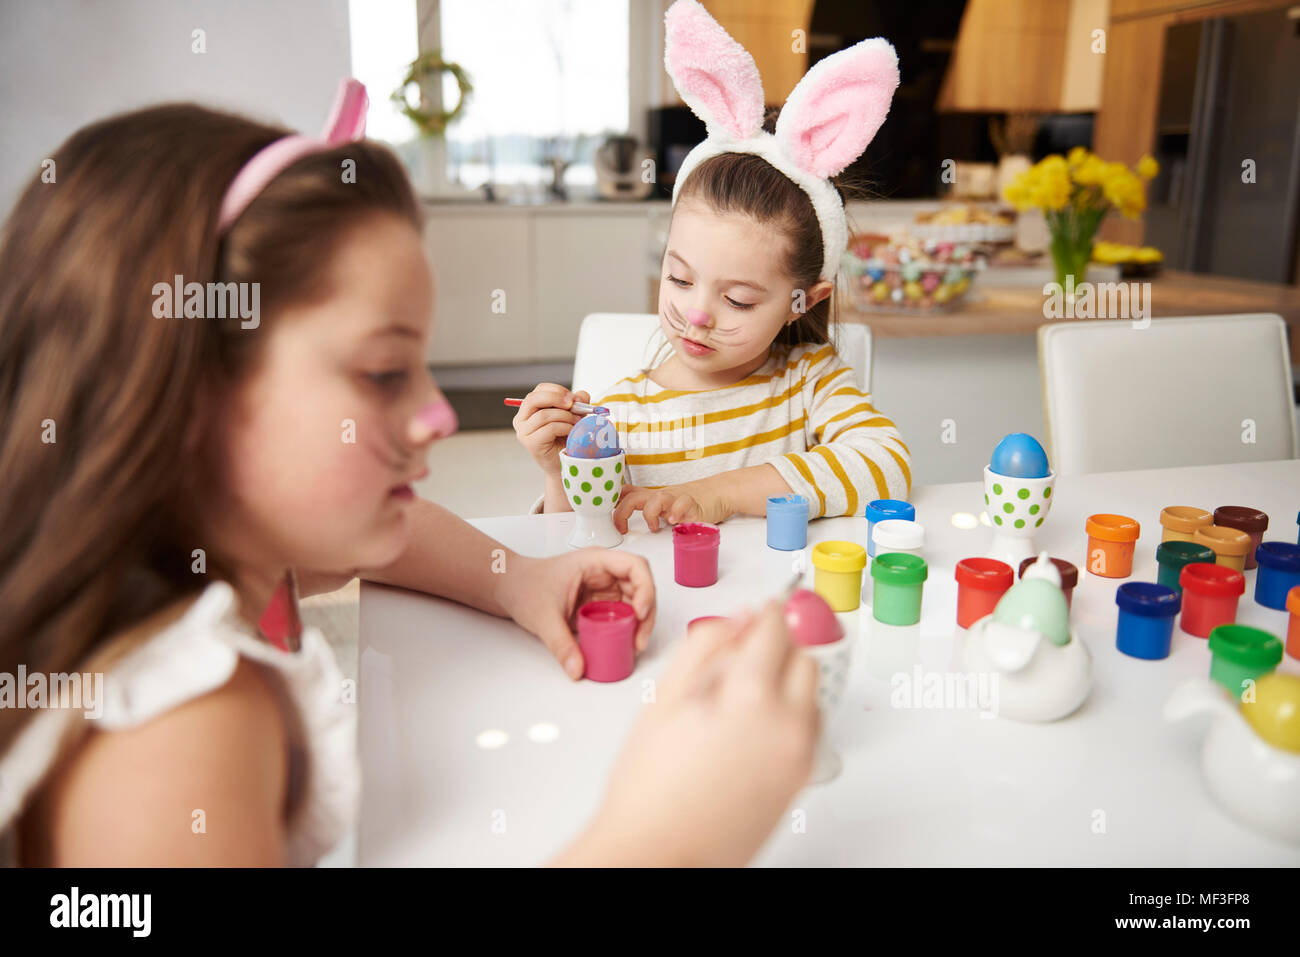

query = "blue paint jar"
[[1253, 541, 1300, 610], [1115, 582, 1181, 660], [766, 494, 809, 551], [864, 499, 915, 557]]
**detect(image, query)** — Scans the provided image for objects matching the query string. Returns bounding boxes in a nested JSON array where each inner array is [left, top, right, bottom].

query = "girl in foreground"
[[0, 80, 816, 866]]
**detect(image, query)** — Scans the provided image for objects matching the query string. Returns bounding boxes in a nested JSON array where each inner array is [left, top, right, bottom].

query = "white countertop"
[[357, 459, 1300, 866]]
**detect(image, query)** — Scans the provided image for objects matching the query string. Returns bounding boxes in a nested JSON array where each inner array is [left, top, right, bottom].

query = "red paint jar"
[[954, 557, 1014, 628], [1212, 506, 1269, 569], [1017, 556, 1079, 607], [673, 522, 720, 587], [1178, 562, 1246, 638]]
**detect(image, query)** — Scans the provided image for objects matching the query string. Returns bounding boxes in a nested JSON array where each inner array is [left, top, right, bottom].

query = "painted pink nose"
[[685, 308, 711, 326], [410, 397, 459, 443]]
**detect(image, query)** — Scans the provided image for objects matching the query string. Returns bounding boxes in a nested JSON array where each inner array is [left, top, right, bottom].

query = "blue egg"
[[990, 433, 1050, 478], [867, 267, 885, 282], [566, 414, 621, 459]]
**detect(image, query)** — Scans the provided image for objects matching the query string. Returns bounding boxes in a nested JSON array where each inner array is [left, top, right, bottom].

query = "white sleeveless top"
[[0, 581, 357, 867]]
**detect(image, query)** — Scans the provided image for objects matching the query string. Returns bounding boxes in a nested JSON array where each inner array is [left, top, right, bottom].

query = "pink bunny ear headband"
[[217, 77, 369, 233], [664, 0, 900, 281]]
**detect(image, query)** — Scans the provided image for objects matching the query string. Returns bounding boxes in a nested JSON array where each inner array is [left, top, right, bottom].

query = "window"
[[349, 0, 630, 195]]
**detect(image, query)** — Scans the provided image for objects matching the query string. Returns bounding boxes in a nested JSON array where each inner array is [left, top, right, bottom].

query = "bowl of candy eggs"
[[842, 235, 983, 313]]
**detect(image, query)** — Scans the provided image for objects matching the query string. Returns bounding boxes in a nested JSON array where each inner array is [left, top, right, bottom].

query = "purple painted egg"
[[566, 414, 621, 458]]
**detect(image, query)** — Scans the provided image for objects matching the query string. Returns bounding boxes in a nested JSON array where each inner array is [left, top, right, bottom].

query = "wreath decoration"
[[391, 50, 472, 137]]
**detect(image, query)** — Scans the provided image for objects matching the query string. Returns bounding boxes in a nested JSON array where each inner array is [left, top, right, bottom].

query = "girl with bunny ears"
[[516, 0, 912, 531]]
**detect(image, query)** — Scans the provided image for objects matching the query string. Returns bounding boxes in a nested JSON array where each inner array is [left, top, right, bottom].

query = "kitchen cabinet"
[[532, 213, 664, 359], [422, 203, 668, 365], [424, 210, 536, 364]]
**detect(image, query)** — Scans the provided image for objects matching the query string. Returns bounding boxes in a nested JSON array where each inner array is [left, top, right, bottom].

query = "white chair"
[[571, 312, 873, 400], [1038, 313, 1297, 475]]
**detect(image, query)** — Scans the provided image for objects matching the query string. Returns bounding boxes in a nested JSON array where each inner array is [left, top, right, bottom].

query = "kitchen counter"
[[842, 270, 1300, 365]]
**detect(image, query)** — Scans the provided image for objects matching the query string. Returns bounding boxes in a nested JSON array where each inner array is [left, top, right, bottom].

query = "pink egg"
[[784, 588, 844, 646], [921, 272, 941, 293]]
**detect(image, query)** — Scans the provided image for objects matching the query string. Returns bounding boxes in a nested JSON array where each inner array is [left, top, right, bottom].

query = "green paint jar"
[[870, 553, 928, 625], [1155, 540, 1216, 594], [1207, 624, 1283, 699]]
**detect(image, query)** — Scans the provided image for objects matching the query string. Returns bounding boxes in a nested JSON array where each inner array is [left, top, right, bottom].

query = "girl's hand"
[[612, 478, 733, 533], [499, 550, 656, 679], [558, 602, 819, 866], [511, 383, 590, 475]]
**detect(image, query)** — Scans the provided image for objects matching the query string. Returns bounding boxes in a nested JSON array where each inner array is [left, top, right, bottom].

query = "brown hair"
[[647, 111, 853, 371], [0, 102, 420, 755]]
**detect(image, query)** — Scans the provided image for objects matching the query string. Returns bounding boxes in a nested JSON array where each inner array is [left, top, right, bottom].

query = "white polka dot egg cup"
[[805, 636, 853, 784], [559, 451, 625, 549], [983, 465, 1055, 567]]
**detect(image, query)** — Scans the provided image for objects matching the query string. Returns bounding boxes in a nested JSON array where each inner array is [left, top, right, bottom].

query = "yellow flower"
[[1073, 154, 1105, 187], [1137, 155, 1159, 180], [1067, 146, 1088, 167]]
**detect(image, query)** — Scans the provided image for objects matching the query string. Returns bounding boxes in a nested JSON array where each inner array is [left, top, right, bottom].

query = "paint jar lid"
[[1017, 555, 1078, 590], [673, 522, 719, 549], [1159, 505, 1212, 534], [767, 494, 809, 515], [1178, 562, 1245, 597], [1155, 540, 1216, 571], [1115, 581, 1181, 618], [1208, 623, 1283, 669], [869, 552, 928, 584], [1086, 513, 1140, 543], [687, 615, 728, 634], [811, 540, 866, 573], [1213, 505, 1268, 534], [1192, 525, 1252, 556], [1255, 541, 1300, 573], [955, 557, 1013, 591], [865, 499, 915, 524], [872, 518, 924, 551]]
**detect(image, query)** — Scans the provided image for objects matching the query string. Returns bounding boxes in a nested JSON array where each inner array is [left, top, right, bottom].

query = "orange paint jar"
[[1192, 525, 1252, 572], [1085, 513, 1140, 578], [1159, 505, 1212, 543]]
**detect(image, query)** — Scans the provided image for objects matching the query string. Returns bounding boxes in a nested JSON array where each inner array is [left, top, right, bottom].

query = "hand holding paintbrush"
[[509, 383, 608, 475]]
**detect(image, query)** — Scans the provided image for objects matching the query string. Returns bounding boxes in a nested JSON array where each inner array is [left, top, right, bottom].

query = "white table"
[[357, 459, 1300, 866]]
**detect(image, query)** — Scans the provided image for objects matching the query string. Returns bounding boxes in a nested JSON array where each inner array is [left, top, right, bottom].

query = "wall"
[[0, 0, 352, 217]]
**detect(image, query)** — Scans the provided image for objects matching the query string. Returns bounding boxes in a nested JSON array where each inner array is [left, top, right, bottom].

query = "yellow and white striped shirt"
[[551, 341, 910, 519]]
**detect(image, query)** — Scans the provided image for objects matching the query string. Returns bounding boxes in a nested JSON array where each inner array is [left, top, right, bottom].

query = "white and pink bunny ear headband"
[[217, 77, 369, 233], [664, 0, 900, 281]]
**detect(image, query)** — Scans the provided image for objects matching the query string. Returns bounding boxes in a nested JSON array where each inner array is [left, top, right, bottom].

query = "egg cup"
[[559, 451, 625, 549], [805, 635, 853, 783], [984, 465, 1055, 567]]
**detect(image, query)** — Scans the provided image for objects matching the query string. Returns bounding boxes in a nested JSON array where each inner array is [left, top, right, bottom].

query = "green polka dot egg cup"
[[559, 451, 626, 549], [983, 465, 1055, 567]]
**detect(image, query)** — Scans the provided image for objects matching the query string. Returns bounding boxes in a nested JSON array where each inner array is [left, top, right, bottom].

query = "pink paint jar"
[[576, 601, 636, 682], [687, 615, 728, 635], [673, 522, 720, 587]]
